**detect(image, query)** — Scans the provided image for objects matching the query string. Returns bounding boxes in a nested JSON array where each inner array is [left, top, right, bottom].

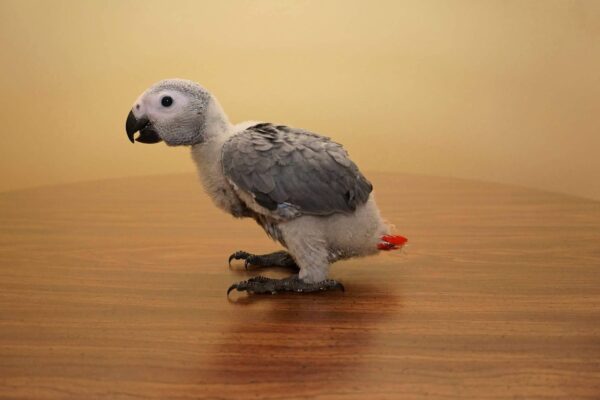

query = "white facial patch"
[[136, 89, 191, 123]]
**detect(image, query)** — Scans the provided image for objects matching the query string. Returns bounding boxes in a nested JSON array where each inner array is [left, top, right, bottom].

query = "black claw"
[[227, 280, 248, 296], [227, 284, 237, 296], [228, 250, 258, 270], [228, 250, 250, 268]]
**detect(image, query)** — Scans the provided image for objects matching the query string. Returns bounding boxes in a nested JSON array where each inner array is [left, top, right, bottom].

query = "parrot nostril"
[[136, 104, 140, 110]]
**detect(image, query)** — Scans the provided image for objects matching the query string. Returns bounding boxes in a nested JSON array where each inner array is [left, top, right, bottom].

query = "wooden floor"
[[0, 172, 599, 399]]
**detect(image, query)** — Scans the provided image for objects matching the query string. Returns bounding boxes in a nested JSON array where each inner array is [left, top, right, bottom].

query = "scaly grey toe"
[[228, 250, 299, 270], [227, 275, 345, 295]]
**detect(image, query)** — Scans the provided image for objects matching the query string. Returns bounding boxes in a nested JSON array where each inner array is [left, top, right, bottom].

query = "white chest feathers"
[[191, 134, 246, 217]]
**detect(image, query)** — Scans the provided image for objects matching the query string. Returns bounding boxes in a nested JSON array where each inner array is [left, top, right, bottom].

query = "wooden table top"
[[1, 172, 599, 399]]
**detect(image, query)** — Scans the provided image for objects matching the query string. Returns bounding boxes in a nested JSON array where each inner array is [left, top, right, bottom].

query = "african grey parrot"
[[125, 79, 407, 295]]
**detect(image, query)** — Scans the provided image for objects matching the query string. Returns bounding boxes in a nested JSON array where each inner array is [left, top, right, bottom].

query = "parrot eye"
[[161, 96, 173, 107]]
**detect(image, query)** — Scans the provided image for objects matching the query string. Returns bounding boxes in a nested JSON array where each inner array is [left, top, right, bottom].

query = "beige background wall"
[[0, 0, 598, 199]]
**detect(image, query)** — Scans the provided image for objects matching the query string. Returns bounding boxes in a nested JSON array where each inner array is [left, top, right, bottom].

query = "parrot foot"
[[227, 275, 345, 296], [228, 250, 299, 270]]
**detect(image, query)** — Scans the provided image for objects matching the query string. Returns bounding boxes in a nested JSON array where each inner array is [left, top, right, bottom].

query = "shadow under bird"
[[125, 79, 407, 295]]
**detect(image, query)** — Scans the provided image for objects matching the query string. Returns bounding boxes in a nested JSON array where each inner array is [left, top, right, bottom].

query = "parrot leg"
[[227, 274, 344, 296], [228, 250, 299, 270]]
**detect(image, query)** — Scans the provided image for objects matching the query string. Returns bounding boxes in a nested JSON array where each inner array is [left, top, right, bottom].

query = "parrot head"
[[125, 79, 214, 146]]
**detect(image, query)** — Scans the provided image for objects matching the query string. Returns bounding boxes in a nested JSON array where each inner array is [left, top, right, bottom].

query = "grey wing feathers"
[[222, 123, 373, 217]]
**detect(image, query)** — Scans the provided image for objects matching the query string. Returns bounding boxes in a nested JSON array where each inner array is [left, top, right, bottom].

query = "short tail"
[[377, 235, 408, 251]]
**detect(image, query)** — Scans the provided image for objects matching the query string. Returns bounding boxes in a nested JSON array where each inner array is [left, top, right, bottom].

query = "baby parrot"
[[125, 79, 407, 295]]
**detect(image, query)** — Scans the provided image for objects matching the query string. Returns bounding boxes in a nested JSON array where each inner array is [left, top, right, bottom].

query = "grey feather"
[[222, 123, 373, 218]]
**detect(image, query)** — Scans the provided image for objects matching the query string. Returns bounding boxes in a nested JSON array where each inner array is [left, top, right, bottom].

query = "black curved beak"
[[125, 110, 162, 144]]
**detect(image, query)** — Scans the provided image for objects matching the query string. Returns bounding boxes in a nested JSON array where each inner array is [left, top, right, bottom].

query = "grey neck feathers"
[[196, 95, 232, 144]]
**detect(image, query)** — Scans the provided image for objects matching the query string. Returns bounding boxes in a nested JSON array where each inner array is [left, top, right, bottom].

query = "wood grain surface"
[[0, 172, 599, 399]]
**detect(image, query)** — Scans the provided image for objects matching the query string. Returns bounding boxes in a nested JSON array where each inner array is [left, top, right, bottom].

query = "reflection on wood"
[[0, 172, 599, 399]]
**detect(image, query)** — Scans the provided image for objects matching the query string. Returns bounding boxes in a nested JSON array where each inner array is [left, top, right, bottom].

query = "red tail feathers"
[[377, 235, 408, 251]]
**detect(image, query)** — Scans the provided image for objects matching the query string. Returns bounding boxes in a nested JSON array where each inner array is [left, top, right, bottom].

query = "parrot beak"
[[125, 110, 162, 144]]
